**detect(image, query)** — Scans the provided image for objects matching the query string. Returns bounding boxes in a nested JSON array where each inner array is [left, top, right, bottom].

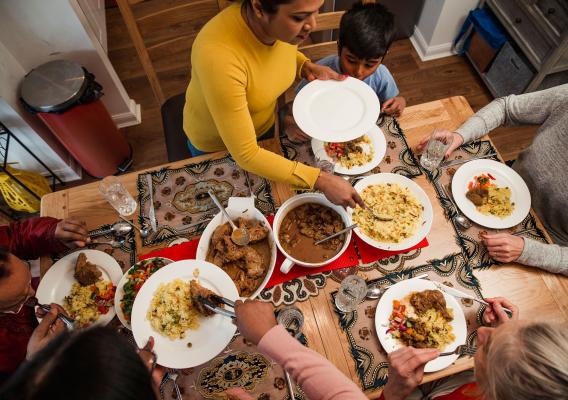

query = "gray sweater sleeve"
[[455, 85, 568, 142], [517, 238, 568, 276]]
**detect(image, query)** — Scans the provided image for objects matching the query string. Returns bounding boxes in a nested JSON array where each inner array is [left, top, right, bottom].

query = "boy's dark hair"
[[0, 246, 10, 280], [338, 2, 396, 60], [0, 327, 155, 400]]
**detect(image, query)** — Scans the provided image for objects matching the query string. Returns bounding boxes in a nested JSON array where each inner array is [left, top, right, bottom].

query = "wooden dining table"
[[41, 96, 568, 398]]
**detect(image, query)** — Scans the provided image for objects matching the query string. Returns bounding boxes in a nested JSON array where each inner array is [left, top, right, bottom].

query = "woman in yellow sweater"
[[184, 0, 364, 208]]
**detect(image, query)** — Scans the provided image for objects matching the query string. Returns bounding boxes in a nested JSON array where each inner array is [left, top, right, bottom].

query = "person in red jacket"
[[0, 217, 89, 385]]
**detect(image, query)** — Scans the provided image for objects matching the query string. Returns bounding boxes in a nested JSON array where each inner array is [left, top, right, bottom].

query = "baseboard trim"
[[112, 99, 142, 128], [410, 26, 456, 61]]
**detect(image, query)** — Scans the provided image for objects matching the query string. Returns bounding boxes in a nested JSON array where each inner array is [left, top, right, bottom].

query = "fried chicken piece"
[[74, 252, 102, 286], [236, 218, 269, 243], [211, 223, 232, 246], [410, 290, 453, 321], [190, 280, 224, 317], [220, 236, 246, 261], [242, 247, 264, 278]]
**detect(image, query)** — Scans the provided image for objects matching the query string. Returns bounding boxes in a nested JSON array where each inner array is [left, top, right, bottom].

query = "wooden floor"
[[93, 7, 538, 186]]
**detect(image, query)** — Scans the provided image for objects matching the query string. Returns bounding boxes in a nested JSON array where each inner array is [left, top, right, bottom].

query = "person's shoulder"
[[195, 3, 242, 46]]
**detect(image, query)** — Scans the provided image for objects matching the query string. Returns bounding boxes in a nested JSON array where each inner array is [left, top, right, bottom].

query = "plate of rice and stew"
[[36, 250, 122, 327], [375, 278, 467, 372], [311, 124, 387, 175], [451, 159, 531, 229], [131, 260, 239, 369], [348, 173, 433, 251]]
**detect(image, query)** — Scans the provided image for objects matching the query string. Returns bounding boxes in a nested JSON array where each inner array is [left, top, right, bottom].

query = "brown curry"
[[278, 203, 345, 264]]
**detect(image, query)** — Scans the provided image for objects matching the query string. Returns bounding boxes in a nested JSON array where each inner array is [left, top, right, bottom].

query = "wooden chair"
[[115, 0, 231, 161]]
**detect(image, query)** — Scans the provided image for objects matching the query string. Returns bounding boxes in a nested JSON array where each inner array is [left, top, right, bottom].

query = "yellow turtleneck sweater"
[[183, 1, 320, 189]]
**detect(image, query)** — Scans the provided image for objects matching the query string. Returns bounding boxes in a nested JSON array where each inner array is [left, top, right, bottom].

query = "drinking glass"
[[335, 275, 367, 312], [99, 176, 137, 216], [420, 129, 454, 170], [313, 148, 335, 174]]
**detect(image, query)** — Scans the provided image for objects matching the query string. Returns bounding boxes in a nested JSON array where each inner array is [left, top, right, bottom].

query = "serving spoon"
[[208, 189, 250, 246], [118, 215, 150, 238], [89, 221, 132, 238]]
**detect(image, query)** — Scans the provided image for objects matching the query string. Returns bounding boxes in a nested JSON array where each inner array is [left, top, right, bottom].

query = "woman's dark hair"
[[237, 0, 293, 15], [0, 327, 155, 400], [338, 2, 396, 60]]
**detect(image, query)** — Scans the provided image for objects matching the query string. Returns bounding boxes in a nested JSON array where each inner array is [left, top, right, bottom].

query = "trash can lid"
[[20, 60, 87, 113]]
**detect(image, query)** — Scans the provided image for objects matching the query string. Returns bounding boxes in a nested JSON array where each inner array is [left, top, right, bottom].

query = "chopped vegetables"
[[468, 173, 496, 191], [324, 135, 374, 169], [120, 258, 169, 323]]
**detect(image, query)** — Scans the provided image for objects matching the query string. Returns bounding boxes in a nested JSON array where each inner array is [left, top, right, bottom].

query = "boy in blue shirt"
[[285, 2, 405, 143]]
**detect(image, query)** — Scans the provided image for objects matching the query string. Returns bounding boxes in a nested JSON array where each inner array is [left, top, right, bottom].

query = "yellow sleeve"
[[296, 51, 309, 80], [194, 44, 320, 189]]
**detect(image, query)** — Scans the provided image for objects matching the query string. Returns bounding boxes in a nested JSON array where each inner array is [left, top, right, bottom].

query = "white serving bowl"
[[196, 197, 276, 299], [273, 193, 352, 274]]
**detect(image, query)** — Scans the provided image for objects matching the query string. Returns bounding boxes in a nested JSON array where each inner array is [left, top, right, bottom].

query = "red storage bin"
[[21, 60, 132, 178]]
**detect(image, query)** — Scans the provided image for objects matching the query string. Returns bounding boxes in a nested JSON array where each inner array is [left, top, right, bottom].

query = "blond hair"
[[478, 321, 568, 400]]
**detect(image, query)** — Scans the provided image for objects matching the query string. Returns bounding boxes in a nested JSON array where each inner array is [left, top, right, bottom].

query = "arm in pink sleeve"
[[258, 325, 367, 400]]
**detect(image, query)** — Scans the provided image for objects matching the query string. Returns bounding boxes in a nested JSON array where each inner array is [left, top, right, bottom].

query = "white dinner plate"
[[114, 257, 174, 330], [451, 159, 531, 229], [293, 77, 381, 142], [311, 124, 386, 175], [131, 260, 239, 369], [36, 249, 123, 326], [348, 173, 433, 251], [375, 278, 467, 373]]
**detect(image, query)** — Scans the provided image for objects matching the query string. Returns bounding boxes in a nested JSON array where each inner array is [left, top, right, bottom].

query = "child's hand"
[[381, 96, 406, 117]]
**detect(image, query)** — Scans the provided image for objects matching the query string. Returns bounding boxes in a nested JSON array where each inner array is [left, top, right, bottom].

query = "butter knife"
[[146, 174, 157, 233], [440, 153, 497, 168], [431, 281, 512, 317]]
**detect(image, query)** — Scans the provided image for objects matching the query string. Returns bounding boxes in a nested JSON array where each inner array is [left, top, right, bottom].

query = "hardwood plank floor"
[[85, 6, 537, 188]]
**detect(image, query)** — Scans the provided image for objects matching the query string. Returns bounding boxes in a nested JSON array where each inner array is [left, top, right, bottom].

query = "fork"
[[166, 371, 182, 400], [439, 344, 476, 357]]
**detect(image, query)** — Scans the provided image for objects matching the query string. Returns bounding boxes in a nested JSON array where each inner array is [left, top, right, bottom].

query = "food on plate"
[[466, 173, 514, 218], [324, 135, 374, 169], [387, 290, 455, 350], [63, 279, 115, 327], [279, 203, 345, 263], [190, 280, 224, 317], [147, 279, 222, 339], [74, 252, 102, 286], [352, 183, 423, 243], [121, 258, 170, 323], [206, 218, 270, 297]]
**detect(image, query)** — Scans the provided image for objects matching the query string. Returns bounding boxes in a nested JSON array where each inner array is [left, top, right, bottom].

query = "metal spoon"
[[207, 189, 250, 246], [91, 239, 125, 248], [366, 283, 382, 299], [118, 215, 150, 238], [441, 184, 471, 230], [89, 222, 132, 238], [315, 223, 357, 245]]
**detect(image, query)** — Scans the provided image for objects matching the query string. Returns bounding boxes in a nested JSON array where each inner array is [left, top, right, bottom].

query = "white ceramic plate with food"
[[311, 124, 386, 175], [451, 159, 531, 229], [293, 77, 380, 142], [36, 249, 123, 326], [196, 197, 276, 298], [131, 260, 239, 369], [348, 173, 433, 251], [375, 278, 467, 373], [115, 257, 174, 330]]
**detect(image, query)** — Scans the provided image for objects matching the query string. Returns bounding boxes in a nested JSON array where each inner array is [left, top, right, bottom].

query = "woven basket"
[[0, 165, 52, 213]]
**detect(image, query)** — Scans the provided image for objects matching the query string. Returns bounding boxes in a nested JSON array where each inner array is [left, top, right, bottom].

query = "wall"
[[411, 0, 479, 61]]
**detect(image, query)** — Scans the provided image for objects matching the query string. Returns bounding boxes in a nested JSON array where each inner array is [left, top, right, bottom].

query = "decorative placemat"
[[333, 266, 483, 392], [423, 139, 549, 270], [137, 155, 277, 247], [159, 332, 308, 400], [45, 221, 137, 273], [280, 114, 422, 180]]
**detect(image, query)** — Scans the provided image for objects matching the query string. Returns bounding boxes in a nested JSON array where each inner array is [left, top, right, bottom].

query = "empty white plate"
[[293, 77, 380, 142]]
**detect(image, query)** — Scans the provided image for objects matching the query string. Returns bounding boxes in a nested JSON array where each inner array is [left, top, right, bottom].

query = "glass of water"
[[335, 275, 367, 312], [99, 176, 137, 216], [420, 129, 454, 170]]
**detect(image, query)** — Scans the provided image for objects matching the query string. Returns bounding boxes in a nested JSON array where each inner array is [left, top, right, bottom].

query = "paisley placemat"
[[137, 155, 277, 247], [45, 221, 137, 273], [159, 332, 309, 400], [333, 266, 483, 392], [280, 114, 422, 180]]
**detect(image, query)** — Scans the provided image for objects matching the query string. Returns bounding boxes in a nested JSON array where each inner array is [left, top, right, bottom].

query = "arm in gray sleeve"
[[455, 84, 568, 143], [517, 237, 568, 276]]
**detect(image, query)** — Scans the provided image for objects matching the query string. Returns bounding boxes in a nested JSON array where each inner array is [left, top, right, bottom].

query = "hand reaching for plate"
[[416, 129, 463, 159], [382, 96, 406, 117], [315, 172, 365, 209], [234, 299, 277, 345], [27, 303, 67, 360], [481, 232, 524, 263], [301, 61, 347, 82], [382, 347, 439, 400]]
